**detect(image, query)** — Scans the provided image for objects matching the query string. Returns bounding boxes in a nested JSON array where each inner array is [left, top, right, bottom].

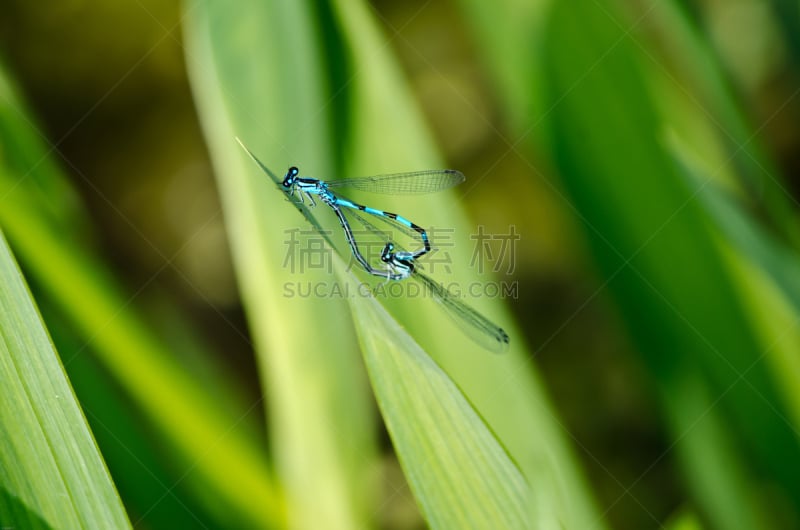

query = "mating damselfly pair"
[[237, 139, 509, 353]]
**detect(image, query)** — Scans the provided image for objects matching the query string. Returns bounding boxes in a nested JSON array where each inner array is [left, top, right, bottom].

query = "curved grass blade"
[[0, 229, 131, 530], [344, 271, 527, 529]]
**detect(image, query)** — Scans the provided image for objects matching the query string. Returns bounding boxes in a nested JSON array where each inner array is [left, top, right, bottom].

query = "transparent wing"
[[415, 272, 510, 353], [326, 169, 465, 195]]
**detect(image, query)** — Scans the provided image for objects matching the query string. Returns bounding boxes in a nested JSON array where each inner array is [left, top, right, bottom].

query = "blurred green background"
[[2, 0, 800, 529]]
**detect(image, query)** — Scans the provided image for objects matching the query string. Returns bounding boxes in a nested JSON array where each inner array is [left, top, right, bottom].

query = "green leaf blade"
[[185, 2, 377, 529], [0, 230, 131, 530], [348, 277, 528, 530], [0, 53, 280, 528]]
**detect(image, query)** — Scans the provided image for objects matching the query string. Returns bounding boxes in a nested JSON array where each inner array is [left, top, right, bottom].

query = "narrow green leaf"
[[0, 229, 131, 530], [346, 272, 528, 530]]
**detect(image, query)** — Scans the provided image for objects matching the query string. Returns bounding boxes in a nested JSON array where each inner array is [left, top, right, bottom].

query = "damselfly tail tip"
[[448, 169, 467, 184], [493, 328, 510, 354]]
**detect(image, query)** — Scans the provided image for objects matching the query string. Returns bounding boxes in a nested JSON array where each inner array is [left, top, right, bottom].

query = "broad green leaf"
[[0, 56, 278, 528], [184, 2, 376, 529], [346, 272, 528, 529], [0, 229, 131, 530], [40, 304, 221, 530]]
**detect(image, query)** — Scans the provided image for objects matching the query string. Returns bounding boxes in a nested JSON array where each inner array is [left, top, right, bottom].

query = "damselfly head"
[[282, 166, 300, 188], [380, 242, 395, 262]]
